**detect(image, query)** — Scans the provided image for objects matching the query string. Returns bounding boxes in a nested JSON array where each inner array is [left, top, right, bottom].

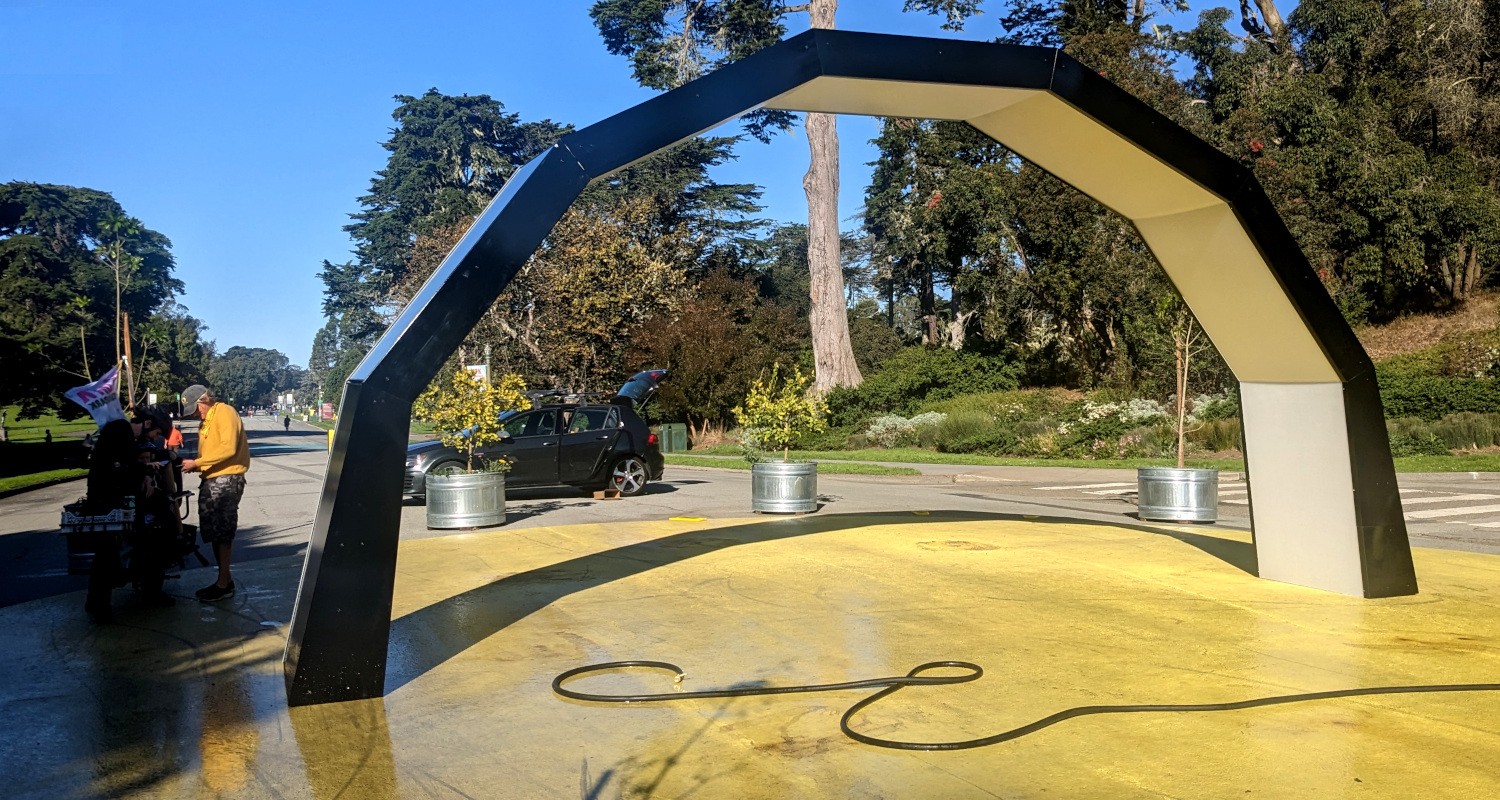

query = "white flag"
[[64, 367, 126, 428]]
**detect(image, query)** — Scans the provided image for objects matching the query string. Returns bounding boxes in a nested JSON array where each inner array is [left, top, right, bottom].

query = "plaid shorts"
[[199, 474, 247, 544]]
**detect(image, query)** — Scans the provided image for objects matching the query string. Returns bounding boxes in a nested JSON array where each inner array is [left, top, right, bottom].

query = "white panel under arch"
[[1240, 382, 1363, 596]]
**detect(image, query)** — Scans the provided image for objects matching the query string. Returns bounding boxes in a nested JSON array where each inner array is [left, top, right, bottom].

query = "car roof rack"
[[524, 388, 615, 408]]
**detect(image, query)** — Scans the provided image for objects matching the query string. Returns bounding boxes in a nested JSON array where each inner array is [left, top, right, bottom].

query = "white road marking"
[[1222, 498, 1249, 505], [1399, 493, 1500, 506], [1469, 522, 1500, 528], [1084, 489, 1136, 496], [1035, 482, 1133, 491], [1405, 503, 1500, 520], [1219, 489, 1248, 496]]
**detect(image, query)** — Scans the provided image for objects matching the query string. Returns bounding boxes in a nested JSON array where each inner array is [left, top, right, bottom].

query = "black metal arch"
[[283, 30, 1415, 706]]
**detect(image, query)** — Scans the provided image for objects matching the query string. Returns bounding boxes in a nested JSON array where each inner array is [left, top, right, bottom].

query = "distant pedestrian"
[[283, 416, 290, 432], [44, 429, 52, 444], [180, 384, 249, 602]]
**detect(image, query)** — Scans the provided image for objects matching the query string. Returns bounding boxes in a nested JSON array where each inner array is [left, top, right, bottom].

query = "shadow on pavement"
[[384, 509, 1255, 694]]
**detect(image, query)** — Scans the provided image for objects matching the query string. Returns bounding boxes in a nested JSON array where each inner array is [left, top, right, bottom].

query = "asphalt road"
[[5, 413, 1500, 607]]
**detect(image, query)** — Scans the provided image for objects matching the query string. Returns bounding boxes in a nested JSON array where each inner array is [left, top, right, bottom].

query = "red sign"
[[320, 402, 335, 420]]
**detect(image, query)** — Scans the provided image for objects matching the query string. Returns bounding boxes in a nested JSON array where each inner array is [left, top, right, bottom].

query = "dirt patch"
[[1358, 292, 1500, 361]]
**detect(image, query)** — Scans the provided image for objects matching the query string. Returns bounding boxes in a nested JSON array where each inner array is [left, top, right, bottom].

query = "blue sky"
[[2, 0, 1234, 367]]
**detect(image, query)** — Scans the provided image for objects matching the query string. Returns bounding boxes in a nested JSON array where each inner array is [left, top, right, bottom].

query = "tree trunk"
[[1463, 242, 1481, 299], [918, 263, 938, 344], [1176, 333, 1187, 470], [804, 0, 861, 393], [1253, 0, 1286, 37]]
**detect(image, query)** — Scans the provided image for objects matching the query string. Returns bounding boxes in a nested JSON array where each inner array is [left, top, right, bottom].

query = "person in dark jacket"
[[83, 407, 175, 623]]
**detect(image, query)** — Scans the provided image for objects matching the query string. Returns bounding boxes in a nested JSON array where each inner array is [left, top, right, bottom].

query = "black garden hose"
[[553, 660, 1500, 751]]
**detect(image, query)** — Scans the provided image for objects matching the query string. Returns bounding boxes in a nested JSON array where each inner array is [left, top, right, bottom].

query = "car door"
[[507, 405, 564, 486], [558, 406, 619, 484], [488, 409, 561, 487]]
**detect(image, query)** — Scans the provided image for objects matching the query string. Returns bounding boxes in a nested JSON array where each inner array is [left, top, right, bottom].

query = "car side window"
[[528, 410, 558, 437], [567, 408, 610, 434], [605, 407, 619, 428], [501, 413, 531, 438]]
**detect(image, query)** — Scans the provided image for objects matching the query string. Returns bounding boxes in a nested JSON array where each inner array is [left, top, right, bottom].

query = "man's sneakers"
[[196, 581, 235, 602]]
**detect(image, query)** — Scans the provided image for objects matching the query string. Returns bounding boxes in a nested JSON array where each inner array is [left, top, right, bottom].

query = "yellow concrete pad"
[[3, 511, 1498, 798]]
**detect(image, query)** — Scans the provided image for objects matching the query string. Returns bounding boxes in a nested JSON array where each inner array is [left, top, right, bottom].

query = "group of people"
[[83, 384, 250, 623]]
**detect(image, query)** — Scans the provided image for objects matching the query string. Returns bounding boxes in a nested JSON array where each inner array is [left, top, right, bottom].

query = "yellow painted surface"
[[4, 513, 1498, 798]]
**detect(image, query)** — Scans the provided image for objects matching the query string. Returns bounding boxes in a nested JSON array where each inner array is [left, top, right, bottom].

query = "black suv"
[[403, 370, 667, 501]]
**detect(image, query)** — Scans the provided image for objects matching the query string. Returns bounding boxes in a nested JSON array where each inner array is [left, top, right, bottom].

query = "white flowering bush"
[[1056, 401, 1126, 435], [867, 412, 948, 448], [1120, 398, 1167, 423], [1185, 393, 1238, 423], [908, 411, 948, 429], [868, 415, 917, 448]]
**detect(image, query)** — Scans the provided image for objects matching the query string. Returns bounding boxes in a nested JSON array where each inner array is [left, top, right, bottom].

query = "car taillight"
[[648, 433, 658, 446]]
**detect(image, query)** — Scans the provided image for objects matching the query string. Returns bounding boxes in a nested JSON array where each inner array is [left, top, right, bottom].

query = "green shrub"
[[1187, 417, 1243, 452], [1056, 412, 1136, 458], [1430, 412, 1500, 450], [934, 409, 995, 447], [1015, 419, 1050, 438], [1377, 366, 1500, 421], [921, 387, 1073, 420], [941, 428, 1021, 456], [1389, 432, 1451, 457], [825, 347, 1023, 427], [794, 424, 858, 451], [1192, 395, 1239, 422], [1385, 417, 1431, 439]]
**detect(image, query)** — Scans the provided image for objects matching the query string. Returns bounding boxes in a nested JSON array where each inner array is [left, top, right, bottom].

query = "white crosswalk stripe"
[[1405, 503, 1500, 520], [1084, 488, 1137, 495], [1400, 493, 1500, 506], [1036, 482, 1133, 491]]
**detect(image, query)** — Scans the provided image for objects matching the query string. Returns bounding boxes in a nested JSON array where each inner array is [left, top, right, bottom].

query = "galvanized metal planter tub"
[[1137, 467, 1218, 523], [751, 460, 818, 514], [426, 472, 506, 529]]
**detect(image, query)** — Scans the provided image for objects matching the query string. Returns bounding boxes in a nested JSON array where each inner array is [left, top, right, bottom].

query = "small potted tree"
[[414, 367, 528, 529], [1138, 297, 1219, 523], [733, 364, 828, 514]]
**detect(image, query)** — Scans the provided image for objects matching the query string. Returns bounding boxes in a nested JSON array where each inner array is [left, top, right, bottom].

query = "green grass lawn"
[[0, 468, 87, 493], [1392, 454, 1500, 472], [2, 405, 95, 443], [665, 455, 920, 476], [689, 444, 1500, 473]]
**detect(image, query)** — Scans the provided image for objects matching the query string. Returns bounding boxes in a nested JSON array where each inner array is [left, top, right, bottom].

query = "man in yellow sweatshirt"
[[180, 384, 249, 601]]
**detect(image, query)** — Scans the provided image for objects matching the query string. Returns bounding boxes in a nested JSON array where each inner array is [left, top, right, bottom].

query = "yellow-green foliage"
[[414, 368, 528, 471], [732, 364, 828, 461]]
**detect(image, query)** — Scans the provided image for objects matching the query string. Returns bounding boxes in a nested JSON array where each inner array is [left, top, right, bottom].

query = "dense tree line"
[[2, 182, 305, 416], [312, 0, 1497, 425]]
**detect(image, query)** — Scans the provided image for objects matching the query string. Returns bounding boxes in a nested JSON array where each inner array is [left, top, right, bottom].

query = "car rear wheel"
[[610, 456, 649, 497]]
